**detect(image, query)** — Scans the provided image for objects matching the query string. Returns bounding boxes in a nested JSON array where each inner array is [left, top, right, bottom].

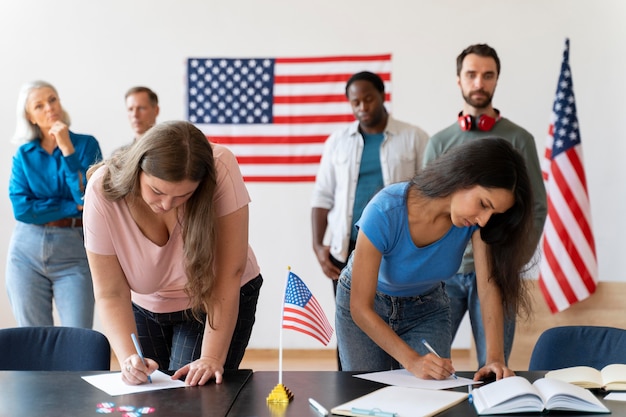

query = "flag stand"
[[266, 267, 295, 406]]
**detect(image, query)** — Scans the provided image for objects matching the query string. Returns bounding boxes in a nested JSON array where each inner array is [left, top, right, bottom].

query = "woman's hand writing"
[[406, 352, 456, 380], [121, 354, 158, 385]]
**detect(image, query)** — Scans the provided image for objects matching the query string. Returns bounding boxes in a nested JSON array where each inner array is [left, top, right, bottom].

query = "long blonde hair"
[[89, 121, 218, 325]]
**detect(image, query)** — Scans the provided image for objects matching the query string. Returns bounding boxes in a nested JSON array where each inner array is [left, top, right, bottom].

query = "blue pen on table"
[[421, 338, 458, 380], [131, 333, 152, 384], [308, 398, 329, 417], [351, 407, 397, 417]]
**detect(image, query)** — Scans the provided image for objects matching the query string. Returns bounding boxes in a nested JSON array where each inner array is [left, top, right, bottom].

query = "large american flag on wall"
[[186, 54, 392, 182], [539, 39, 597, 313]]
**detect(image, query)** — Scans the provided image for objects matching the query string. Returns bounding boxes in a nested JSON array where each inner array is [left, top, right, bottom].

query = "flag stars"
[[187, 58, 275, 124]]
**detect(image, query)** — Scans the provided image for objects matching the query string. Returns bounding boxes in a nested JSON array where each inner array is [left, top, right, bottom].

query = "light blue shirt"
[[9, 131, 102, 224]]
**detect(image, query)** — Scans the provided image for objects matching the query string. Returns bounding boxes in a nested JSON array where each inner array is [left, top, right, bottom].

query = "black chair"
[[528, 325, 626, 371], [0, 326, 111, 371]]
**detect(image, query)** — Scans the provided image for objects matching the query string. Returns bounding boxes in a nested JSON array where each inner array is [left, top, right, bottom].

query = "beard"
[[462, 89, 493, 110]]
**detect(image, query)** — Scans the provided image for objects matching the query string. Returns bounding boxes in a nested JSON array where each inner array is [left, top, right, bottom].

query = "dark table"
[[0, 370, 624, 416], [0, 369, 252, 417], [230, 371, 626, 417]]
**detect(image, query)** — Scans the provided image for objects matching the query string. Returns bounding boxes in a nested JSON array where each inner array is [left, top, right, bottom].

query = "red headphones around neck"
[[457, 110, 501, 132]]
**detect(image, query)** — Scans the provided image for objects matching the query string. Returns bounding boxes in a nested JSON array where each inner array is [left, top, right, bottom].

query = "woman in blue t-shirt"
[[336, 137, 534, 382]]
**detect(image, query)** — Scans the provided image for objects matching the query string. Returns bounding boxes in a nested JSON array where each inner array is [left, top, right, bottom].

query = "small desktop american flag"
[[282, 271, 333, 346]]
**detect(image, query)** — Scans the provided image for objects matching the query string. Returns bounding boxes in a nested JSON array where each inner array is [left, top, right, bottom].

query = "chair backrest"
[[0, 326, 111, 371], [528, 325, 626, 371]]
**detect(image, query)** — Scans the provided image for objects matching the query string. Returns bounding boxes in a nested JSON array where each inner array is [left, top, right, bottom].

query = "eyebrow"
[[150, 185, 194, 198]]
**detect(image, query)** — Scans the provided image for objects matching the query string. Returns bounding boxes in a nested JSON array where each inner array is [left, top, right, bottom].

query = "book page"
[[545, 366, 603, 389], [533, 378, 610, 413], [601, 364, 626, 390], [471, 376, 543, 415], [331, 386, 467, 417]]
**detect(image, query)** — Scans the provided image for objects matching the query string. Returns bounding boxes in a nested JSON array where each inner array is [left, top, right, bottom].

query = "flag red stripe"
[[283, 310, 329, 335], [304, 299, 334, 335], [243, 175, 316, 182], [543, 203, 586, 304], [236, 155, 320, 164], [538, 275, 559, 313], [282, 325, 329, 345], [210, 135, 327, 145], [273, 114, 354, 124], [543, 234, 578, 305], [275, 54, 391, 64], [566, 147, 589, 193], [551, 158, 596, 256], [547, 194, 597, 293]]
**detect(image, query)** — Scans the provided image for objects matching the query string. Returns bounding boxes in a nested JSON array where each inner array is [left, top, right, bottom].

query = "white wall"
[[0, 1, 624, 351]]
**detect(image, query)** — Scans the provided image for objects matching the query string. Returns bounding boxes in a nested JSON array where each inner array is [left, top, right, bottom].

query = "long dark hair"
[[413, 137, 534, 317]]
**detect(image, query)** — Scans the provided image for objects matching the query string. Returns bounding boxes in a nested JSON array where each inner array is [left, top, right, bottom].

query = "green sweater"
[[423, 118, 548, 273]]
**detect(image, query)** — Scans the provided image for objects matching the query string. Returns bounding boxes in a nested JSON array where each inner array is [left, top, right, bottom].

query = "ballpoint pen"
[[131, 333, 152, 383], [421, 338, 458, 379], [308, 398, 329, 417]]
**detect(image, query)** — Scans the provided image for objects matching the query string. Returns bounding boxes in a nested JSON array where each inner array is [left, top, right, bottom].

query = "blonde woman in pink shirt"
[[83, 121, 262, 386]]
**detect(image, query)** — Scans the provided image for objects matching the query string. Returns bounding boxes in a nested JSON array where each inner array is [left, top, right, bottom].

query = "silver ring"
[[126, 364, 131, 372]]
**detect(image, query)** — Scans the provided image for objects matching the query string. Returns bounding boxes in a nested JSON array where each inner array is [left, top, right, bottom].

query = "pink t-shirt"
[[83, 144, 261, 313]]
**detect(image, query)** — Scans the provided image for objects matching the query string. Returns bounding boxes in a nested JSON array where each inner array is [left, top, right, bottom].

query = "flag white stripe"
[[541, 218, 593, 300], [273, 81, 392, 96], [547, 179, 597, 272], [223, 143, 325, 157], [196, 122, 349, 137], [273, 102, 353, 116], [240, 164, 320, 177]]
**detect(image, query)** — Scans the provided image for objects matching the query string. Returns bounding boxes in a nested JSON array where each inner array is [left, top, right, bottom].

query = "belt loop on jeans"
[[42, 218, 83, 228]]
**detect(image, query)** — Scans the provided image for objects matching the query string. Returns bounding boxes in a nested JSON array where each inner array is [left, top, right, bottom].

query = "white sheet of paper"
[[605, 392, 626, 401], [354, 369, 481, 390], [82, 370, 186, 396]]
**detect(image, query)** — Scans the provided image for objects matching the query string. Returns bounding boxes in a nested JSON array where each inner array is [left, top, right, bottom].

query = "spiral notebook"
[[331, 385, 468, 417]]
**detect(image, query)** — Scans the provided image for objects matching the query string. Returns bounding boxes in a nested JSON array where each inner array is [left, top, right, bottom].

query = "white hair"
[[12, 80, 71, 144]]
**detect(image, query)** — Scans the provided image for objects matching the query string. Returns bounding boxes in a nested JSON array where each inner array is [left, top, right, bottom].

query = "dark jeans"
[[133, 274, 263, 371], [329, 240, 356, 371]]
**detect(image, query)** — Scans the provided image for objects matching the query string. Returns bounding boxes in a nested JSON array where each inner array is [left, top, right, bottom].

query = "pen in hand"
[[421, 338, 458, 380], [131, 333, 152, 384]]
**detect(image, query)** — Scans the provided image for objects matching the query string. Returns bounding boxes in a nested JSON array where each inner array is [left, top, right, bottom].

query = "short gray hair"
[[12, 80, 71, 144]]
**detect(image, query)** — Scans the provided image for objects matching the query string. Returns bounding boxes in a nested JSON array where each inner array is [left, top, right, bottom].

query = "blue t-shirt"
[[351, 132, 384, 241], [355, 182, 479, 296]]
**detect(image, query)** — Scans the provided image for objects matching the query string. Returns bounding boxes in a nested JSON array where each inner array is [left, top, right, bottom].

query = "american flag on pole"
[[282, 271, 333, 346], [539, 38, 597, 313], [186, 54, 392, 182]]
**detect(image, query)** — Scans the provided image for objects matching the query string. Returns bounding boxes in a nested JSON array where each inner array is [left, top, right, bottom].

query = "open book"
[[546, 364, 626, 390], [331, 386, 467, 417], [471, 376, 610, 415]]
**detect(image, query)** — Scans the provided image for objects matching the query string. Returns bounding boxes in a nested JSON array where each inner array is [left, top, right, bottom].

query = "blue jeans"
[[336, 272, 451, 372], [5, 222, 94, 328], [133, 274, 262, 371], [446, 271, 515, 368]]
